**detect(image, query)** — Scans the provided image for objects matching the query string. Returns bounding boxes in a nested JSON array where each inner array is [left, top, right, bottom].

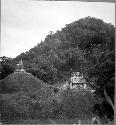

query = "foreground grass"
[[0, 118, 113, 125], [0, 118, 92, 124], [0, 88, 113, 124]]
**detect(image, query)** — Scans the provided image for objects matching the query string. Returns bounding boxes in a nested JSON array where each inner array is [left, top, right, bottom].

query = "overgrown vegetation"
[[0, 17, 115, 123], [1, 90, 96, 124]]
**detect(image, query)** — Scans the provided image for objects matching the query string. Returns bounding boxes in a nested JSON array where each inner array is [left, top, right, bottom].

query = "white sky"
[[1, 0, 115, 58]]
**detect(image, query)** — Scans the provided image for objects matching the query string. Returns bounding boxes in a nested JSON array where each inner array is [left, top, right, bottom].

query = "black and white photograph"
[[0, 0, 115, 124]]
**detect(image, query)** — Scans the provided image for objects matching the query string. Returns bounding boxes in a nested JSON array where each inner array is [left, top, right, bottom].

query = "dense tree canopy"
[[0, 56, 15, 80]]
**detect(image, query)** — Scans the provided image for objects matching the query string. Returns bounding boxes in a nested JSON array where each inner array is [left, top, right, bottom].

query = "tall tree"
[[0, 56, 15, 80]]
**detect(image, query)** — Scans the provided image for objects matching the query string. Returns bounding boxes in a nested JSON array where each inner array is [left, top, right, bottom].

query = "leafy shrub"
[[0, 87, 61, 123], [1, 92, 31, 123], [60, 90, 96, 119]]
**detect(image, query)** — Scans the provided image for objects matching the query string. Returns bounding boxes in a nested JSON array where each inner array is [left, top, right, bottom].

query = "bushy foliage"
[[1, 89, 97, 124], [1, 89, 61, 123], [87, 50, 115, 121], [60, 90, 96, 119]]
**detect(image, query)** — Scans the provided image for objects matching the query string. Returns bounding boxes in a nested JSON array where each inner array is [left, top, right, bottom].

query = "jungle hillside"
[[0, 17, 115, 124]]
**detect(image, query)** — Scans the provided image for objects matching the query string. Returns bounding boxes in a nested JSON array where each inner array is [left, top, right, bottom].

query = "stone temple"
[[15, 59, 26, 73], [70, 72, 86, 89]]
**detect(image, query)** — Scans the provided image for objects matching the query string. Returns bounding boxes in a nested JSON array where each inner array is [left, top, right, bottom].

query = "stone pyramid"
[[1, 60, 52, 93]]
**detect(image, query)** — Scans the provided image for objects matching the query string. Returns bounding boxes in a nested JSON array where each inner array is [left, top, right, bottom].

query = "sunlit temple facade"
[[70, 72, 87, 89]]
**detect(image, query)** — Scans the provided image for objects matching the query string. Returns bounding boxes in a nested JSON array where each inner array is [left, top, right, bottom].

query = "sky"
[[1, 0, 115, 58]]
